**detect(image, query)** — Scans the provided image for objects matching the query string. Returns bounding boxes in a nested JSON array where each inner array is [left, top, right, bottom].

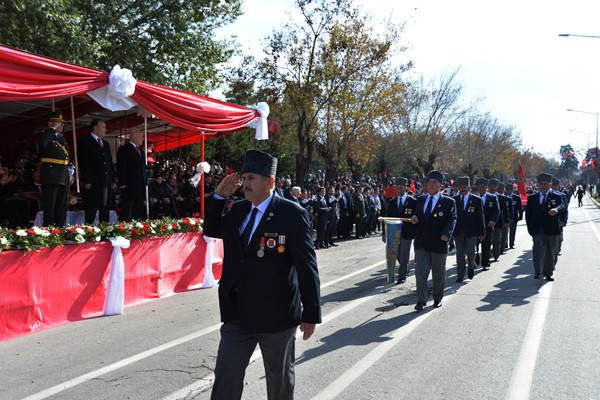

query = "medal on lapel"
[[277, 235, 286, 253], [257, 237, 265, 258]]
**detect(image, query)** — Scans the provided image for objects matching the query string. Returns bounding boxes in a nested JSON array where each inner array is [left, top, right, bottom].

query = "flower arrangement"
[[0, 217, 203, 252]]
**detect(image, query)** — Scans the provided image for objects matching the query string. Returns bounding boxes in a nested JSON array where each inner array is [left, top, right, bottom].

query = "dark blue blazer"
[[452, 193, 485, 238], [413, 194, 457, 254], [525, 191, 566, 236], [203, 193, 321, 333], [481, 192, 500, 226], [385, 195, 417, 239]]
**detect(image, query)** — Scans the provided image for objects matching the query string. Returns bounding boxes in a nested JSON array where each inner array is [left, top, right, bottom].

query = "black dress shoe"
[[534, 274, 541, 279], [482, 266, 489, 271], [545, 276, 554, 281], [328, 243, 338, 247], [455, 278, 463, 283], [397, 277, 406, 284], [414, 302, 425, 311], [467, 269, 474, 279], [433, 300, 442, 308]]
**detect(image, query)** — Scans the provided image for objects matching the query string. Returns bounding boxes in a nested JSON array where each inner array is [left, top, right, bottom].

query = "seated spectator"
[[148, 175, 167, 218], [0, 167, 30, 228], [164, 174, 184, 218]]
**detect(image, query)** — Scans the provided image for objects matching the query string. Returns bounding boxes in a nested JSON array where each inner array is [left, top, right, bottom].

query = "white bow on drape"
[[104, 236, 131, 315]]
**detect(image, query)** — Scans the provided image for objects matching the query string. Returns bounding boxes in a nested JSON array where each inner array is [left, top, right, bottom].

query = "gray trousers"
[[211, 321, 297, 400], [509, 221, 518, 247], [415, 248, 448, 303], [454, 235, 477, 280], [396, 238, 413, 279], [492, 227, 503, 259], [501, 225, 509, 250], [531, 233, 561, 277]]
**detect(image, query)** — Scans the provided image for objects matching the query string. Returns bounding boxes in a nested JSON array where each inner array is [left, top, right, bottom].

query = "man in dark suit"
[[452, 176, 485, 282], [383, 177, 417, 284], [77, 119, 113, 224], [508, 184, 523, 249], [497, 183, 514, 253], [337, 185, 350, 239], [525, 173, 566, 281], [325, 186, 340, 247], [410, 170, 456, 311], [117, 129, 147, 221], [314, 186, 330, 249], [203, 149, 321, 400], [476, 178, 500, 271], [36, 110, 70, 227], [488, 179, 509, 261], [353, 186, 366, 239]]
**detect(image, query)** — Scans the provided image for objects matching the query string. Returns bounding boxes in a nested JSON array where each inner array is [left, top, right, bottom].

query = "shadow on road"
[[476, 248, 544, 312]]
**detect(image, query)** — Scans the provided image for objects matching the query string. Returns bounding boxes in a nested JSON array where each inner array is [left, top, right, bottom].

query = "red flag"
[[517, 162, 527, 197], [592, 159, 595, 168], [409, 179, 416, 194], [226, 166, 235, 175], [582, 159, 587, 169]]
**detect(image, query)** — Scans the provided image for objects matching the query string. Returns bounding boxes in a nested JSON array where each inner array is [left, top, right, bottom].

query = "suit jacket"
[[481, 192, 500, 226], [413, 194, 457, 254], [353, 193, 365, 217], [36, 127, 70, 186], [203, 194, 321, 333], [77, 135, 113, 207], [452, 193, 485, 238], [494, 193, 509, 227], [326, 194, 340, 221], [525, 190, 566, 236], [385, 195, 417, 239], [511, 193, 523, 221], [116, 142, 147, 199]]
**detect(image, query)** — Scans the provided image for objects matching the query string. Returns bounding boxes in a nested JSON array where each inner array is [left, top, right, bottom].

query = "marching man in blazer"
[[525, 173, 566, 281], [475, 178, 500, 271], [203, 149, 321, 400], [452, 176, 485, 282], [410, 170, 456, 311]]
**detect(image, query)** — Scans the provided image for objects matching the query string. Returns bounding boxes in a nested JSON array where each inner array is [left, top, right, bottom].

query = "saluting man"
[[36, 110, 70, 227], [203, 149, 321, 400]]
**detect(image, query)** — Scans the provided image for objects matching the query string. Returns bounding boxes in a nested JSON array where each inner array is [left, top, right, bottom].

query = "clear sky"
[[218, 0, 600, 161]]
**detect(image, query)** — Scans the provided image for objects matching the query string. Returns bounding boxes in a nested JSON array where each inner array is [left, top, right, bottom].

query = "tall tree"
[[0, 0, 242, 92], [558, 144, 579, 179]]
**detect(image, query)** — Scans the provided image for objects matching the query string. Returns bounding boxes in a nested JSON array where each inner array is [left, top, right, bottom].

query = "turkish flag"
[[517, 162, 527, 197], [582, 159, 587, 169], [409, 179, 416, 194]]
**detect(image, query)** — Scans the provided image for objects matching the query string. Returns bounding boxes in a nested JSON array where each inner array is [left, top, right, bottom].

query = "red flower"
[[161, 225, 167, 232], [190, 225, 196, 231], [86, 227, 94, 234], [27, 228, 35, 235], [51, 229, 61, 235], [131, 228, 139, 236], [119, 224, 125, 231], [171, 223, 178, 230]]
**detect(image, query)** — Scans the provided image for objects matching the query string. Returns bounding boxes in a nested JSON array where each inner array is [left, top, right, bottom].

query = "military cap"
[[425, 170, 444, 184], [505, 183, 514, 191], [48, 110, 65, 122], [488, 179, 499, 187], [536, 172, 553, 183], [475, 177, 488, 186], [394, 177, 408, 186], [455, 176, 470, 187], [241, 149, 277, 177], [552, 177, 560, 186]]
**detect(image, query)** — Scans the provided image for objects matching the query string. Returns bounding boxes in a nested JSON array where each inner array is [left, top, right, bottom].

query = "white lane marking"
[[24, 259, 387, 400], [162, 291, 381, 400], [505, 284, 552, 400], [22, 325, 221, 400], [312, 294, 455, 400], [505, 203, 600, 400]]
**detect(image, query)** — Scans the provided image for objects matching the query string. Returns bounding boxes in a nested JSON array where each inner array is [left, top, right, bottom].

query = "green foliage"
[[0, 0, 242, 92]]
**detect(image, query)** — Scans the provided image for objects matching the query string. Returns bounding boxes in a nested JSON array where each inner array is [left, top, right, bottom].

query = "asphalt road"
[[2, 196, 600, 400]]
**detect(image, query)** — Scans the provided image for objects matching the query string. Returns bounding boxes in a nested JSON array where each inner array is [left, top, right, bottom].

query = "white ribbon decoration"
[[247, 102, 270, 140], [104, 236, 131, 315], [88, 65, 138, 111], [202, 235, 218, 288], [188, 162, 211, 188]]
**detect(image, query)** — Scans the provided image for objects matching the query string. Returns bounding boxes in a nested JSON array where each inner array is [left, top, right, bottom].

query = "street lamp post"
[[566, 108, 599, 151]]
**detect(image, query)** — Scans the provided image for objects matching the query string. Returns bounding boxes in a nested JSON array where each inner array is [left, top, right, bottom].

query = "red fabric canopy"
[[0, 44, 260, 133]]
